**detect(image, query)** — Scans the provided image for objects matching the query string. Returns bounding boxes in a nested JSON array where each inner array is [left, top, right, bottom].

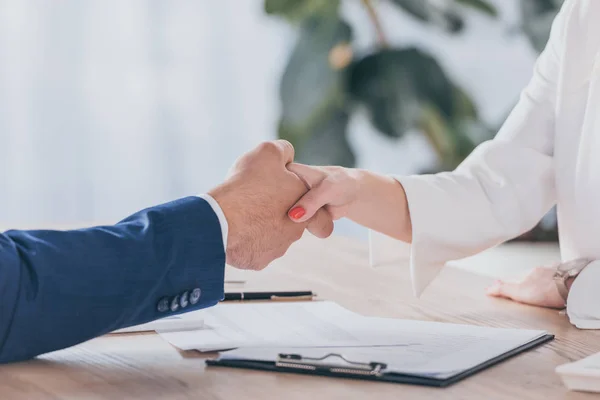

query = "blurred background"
[[0, 0, 561, 240]]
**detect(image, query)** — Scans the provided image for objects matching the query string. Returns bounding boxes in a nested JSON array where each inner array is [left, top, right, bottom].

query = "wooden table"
[[1, 235, 599, 400]]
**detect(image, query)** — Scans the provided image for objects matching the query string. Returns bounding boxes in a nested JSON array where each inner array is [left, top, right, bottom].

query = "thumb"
[[288, 179, 332, 223]]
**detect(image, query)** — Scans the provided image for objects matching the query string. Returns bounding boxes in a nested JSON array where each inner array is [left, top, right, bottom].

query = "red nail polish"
[[289, 206, 306, 220]]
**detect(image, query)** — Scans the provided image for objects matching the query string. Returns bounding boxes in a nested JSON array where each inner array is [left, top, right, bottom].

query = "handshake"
[[209, 140, 334, 270]]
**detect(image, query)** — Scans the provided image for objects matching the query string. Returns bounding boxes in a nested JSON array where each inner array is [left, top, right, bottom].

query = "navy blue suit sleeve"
[[0, 196, 225, 363]]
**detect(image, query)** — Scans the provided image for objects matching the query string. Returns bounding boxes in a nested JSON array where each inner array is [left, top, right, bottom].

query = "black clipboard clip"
[[276, 353, 388, 377]]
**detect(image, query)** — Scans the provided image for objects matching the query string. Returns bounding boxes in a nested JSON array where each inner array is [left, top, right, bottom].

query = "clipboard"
[[206, 334, 554, 387]]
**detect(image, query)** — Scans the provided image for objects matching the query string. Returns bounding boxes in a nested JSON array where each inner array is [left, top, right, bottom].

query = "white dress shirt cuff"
[[197, 194, 228, 252]]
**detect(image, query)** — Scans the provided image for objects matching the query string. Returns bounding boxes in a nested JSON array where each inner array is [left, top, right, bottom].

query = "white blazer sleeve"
[[374, 0, 574, 296]]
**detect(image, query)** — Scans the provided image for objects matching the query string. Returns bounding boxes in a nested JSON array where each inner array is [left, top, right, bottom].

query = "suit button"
[[190, 288, 201, 305], [157, 297, 170, 313], [180, 291, 189, 308], [170, 295, 180, 312]]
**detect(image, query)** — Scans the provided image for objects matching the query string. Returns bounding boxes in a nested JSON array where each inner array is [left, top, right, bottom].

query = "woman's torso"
[[554, 0, 600, 260]]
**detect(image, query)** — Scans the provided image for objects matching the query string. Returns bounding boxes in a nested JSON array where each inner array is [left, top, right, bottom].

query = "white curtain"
[[0, 0, 292, 228]]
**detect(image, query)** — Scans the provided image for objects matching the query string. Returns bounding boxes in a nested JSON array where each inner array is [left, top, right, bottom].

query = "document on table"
[[158, 301, 368, 351], [158, 301, 549, 365], [556, 352, 600, 392], [112, 310, 204, 334], [216, 328, 546, 378]]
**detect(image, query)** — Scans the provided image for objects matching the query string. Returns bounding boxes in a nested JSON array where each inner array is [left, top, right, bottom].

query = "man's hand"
[[485, 267, 565, 309], [209, 141, 334, 270]]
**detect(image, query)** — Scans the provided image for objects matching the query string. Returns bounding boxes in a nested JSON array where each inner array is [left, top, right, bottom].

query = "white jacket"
[[375, 0, 600, 328]]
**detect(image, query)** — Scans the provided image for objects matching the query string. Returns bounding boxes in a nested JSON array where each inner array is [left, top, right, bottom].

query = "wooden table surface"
[[1, 235, 599, 400]]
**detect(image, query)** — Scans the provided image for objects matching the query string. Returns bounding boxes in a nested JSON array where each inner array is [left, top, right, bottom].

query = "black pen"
[[222, 291, 315, 302]]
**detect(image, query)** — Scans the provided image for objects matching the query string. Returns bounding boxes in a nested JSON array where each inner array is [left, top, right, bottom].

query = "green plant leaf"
[[520, 0, 563, 53], [421, 106, 488, 171], [276, 16, 354, 165], [280, 108, 354, 167], [347, 48, 457, 138], [348, 47, 489, 168], [390, 0, 464, 33], [278, 16, 351, 138], [452, 119, 492, 158], [420, 105, 457, 167], [454, 0, 498, 17], [264, 0, 340, 24], [453, 87, 478, 119]]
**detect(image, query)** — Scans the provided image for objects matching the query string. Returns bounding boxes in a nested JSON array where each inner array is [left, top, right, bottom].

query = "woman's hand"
[[286, 163, 413, 242], [286, 164, 361, 222], [485, 267, 566, 309]]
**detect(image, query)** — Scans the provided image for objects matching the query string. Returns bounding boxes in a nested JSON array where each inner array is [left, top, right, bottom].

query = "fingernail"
[[289, 206, 306, 220]]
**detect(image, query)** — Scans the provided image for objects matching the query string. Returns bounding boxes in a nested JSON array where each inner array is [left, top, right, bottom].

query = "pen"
[[222, 291, 315, 302]]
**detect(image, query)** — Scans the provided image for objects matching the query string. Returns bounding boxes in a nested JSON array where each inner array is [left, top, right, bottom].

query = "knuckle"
[[257, 141, 279, 156]]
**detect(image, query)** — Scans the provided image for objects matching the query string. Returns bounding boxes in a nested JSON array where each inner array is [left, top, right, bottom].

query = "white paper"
[[112, 311, 204, 334], [158, 300, 548, 371], [159, 301, 370, 351], [334, 316, 547, 375], [557, 351, 600, 375], [556, 352, 600, 393], [218, 316, 549, 377]]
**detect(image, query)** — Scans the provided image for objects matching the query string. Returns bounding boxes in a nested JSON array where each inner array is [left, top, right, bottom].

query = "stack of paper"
[[157, 301, 548, 369], [158, 302, 369, 351], [557, 352, 600, 393], [113, 311, 204, 334], [154, 301, 554, 383]]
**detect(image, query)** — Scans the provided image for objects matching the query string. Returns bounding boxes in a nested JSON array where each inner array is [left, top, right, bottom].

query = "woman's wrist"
[[350, 170, 412, 242]]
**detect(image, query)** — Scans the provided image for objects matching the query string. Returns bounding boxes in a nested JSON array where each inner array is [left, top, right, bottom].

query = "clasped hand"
[[209, 140, 333, 271]]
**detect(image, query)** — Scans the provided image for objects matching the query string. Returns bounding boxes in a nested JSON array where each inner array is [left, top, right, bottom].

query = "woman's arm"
[[288, 0, 574, 297]]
